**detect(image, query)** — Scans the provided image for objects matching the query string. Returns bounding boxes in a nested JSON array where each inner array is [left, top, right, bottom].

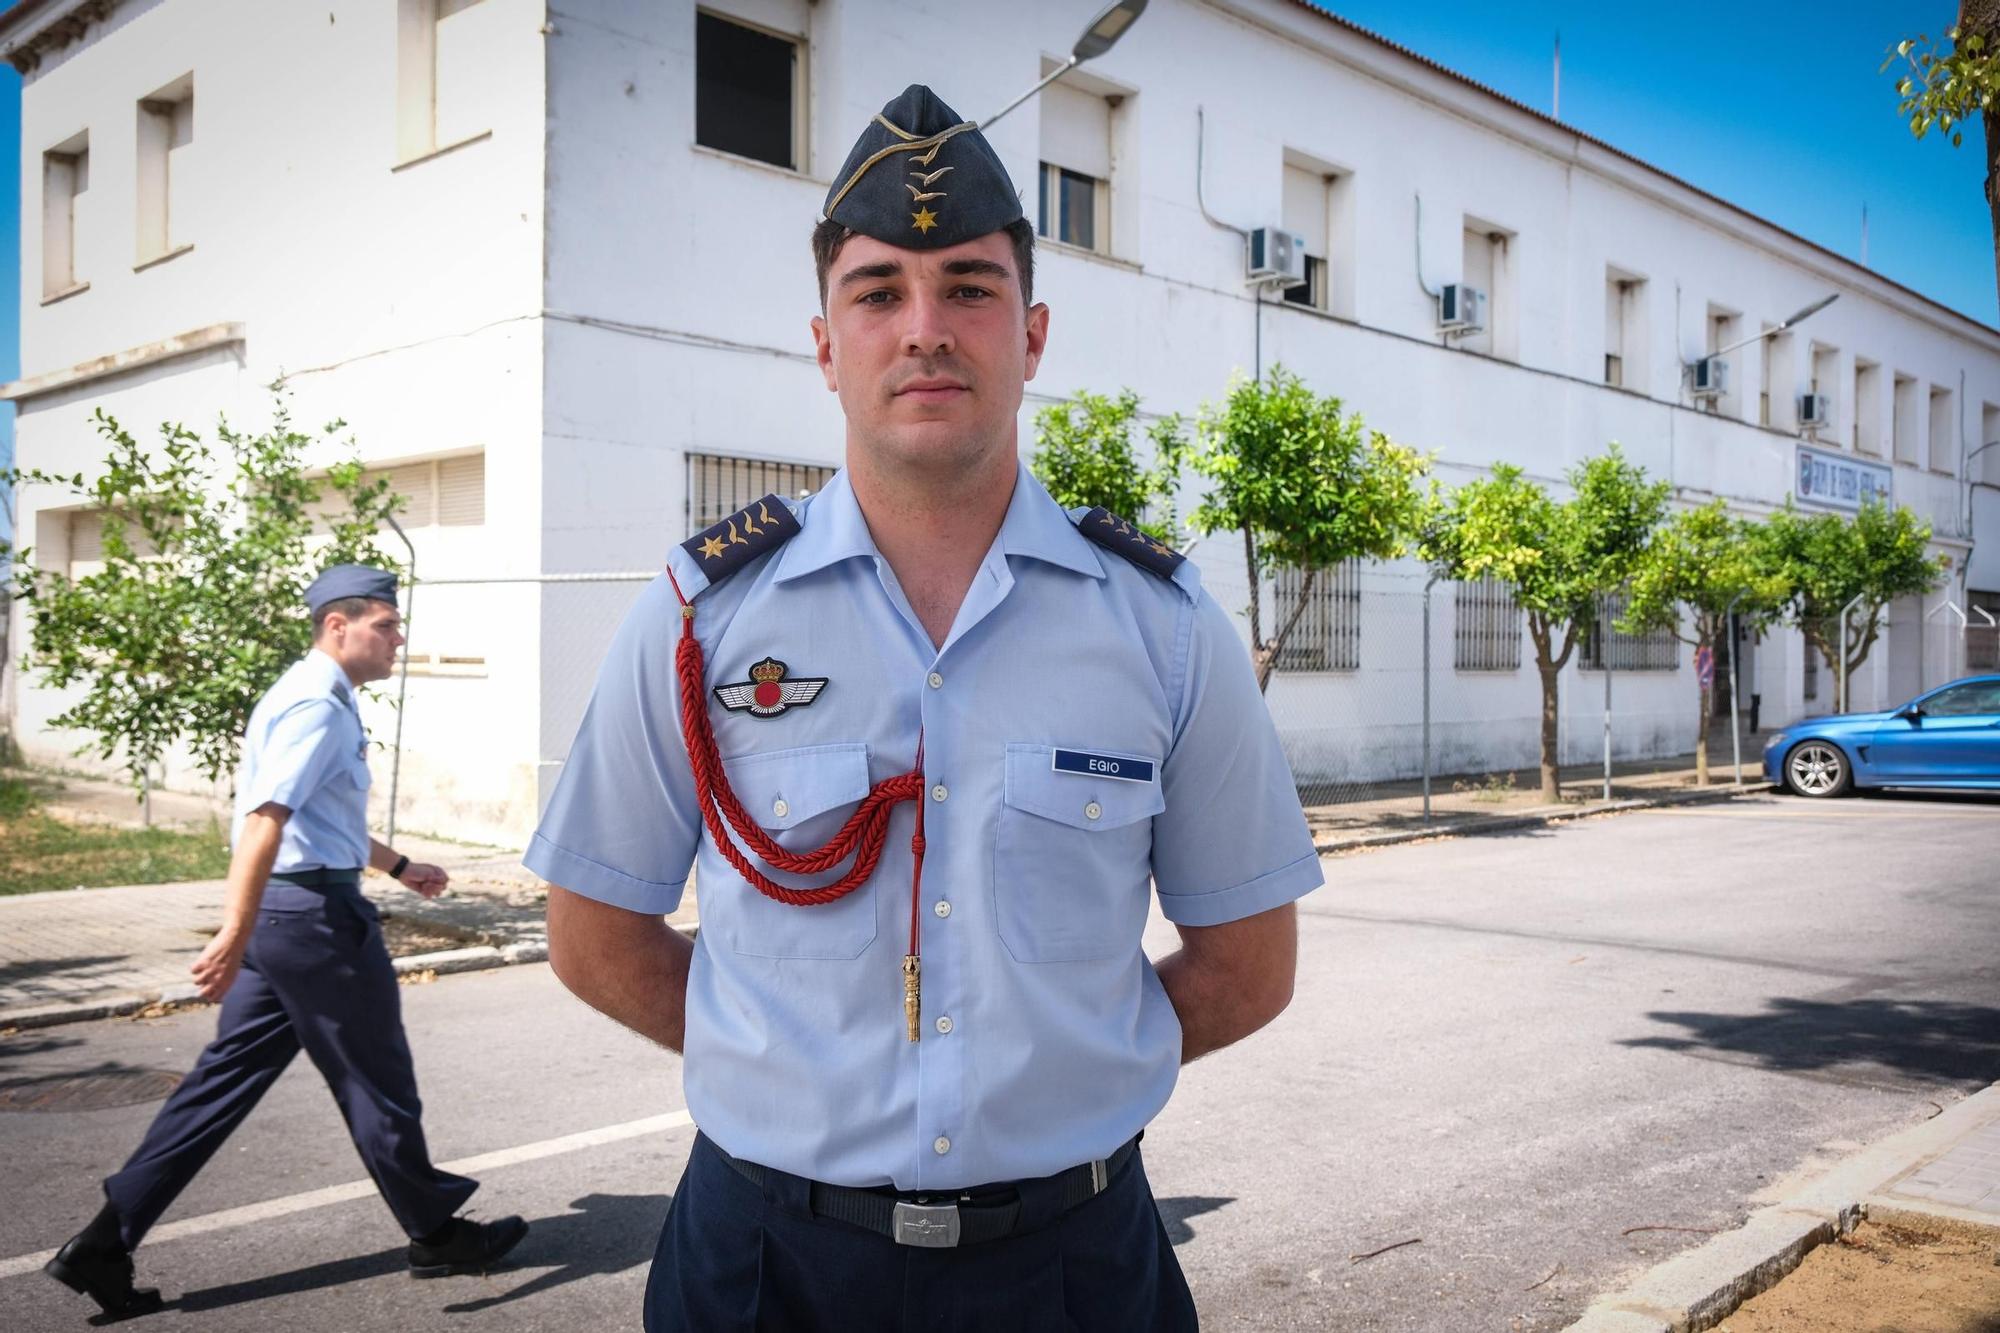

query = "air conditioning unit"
[[1692, 356, 1729, 399], [1247, 227, 1306, 287], [1437, 283, 1486, 333], [1798, 393, 1832, 429]]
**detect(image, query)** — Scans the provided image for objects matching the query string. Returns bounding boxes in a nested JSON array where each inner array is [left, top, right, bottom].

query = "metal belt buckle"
[[892, 1200, 962, 1248]]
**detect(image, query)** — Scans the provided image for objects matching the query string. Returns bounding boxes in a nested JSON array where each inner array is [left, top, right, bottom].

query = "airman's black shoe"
[[407, 1214, 529, 1278], [43, 1236, 165, 1319]]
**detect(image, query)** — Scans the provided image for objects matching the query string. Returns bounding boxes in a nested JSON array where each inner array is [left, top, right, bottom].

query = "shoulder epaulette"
[[1074, 507, 1186, 580], [680, 494, 802, 584]]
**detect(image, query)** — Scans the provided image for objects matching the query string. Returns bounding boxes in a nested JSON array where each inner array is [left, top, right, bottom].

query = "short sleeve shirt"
[[233, 649, 372, 872], [525, 466, 1321, 1190]]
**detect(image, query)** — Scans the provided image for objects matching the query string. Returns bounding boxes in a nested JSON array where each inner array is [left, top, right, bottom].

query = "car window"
[[1922, 681, 2000, 717]]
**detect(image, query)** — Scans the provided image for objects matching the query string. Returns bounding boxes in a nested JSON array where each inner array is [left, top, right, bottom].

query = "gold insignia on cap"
[[911, 206, 939, 234], [825, 118, 977, 218]]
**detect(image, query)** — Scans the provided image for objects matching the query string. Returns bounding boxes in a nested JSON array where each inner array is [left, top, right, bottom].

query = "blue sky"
[[0, 2, 1988, 531]]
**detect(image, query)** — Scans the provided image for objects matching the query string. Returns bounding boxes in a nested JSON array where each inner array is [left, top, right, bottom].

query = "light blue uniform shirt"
[[526, 465, 1322, 1190], [233, 649, 372, 872]]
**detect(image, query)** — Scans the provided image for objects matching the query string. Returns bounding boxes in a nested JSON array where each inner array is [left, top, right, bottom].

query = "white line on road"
[[0, 1108, 694, 1281], [1646, 805, 1999, 819]]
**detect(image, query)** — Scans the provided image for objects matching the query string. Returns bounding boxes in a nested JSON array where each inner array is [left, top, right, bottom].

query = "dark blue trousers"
[[102, 884, 476, 1249], [644, 1132, 1199, 1332]]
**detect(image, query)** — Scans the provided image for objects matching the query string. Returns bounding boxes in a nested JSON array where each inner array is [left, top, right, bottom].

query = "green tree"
[[1885, 5, 2000, 309], [0, 398, 402, 800], [1619, 501, 1788, 785], [1030, 389, 1185, 542], [1420, 448, 1668, 802], [1185, 367, 1429, 692], [1759, 499, 1948, 710]]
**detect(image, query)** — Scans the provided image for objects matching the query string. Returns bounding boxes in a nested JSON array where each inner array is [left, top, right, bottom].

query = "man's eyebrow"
[[942, 259, 1011, 281], [837, 261, 903, 289]]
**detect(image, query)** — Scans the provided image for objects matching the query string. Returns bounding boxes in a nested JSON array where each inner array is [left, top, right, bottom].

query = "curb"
[[1565, 1083, 2000, 1332], [1312, 782, 1776, 855], [1, 923, 697, 1033]]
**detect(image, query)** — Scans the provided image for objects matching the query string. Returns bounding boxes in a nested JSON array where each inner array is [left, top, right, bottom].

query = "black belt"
[[269, 868, 362, 889], [708, 1132, 1141, 1249]]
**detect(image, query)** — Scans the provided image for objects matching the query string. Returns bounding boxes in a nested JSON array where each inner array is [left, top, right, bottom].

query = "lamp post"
[[1688, 293, 1840, 390], [980, 1, 1150, 130], [1965, 438, 1999, 554]]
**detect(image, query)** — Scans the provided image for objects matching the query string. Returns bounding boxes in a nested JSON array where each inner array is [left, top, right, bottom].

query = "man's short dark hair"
[[812, 216, 1036, 311], [312, 596, 384, 637]]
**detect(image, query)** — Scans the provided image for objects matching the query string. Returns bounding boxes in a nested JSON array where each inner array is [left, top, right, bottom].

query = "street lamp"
[[1965, 437, 2000, 556], [981, 0, 1150, 130], [1686, 293, 1840, 396]]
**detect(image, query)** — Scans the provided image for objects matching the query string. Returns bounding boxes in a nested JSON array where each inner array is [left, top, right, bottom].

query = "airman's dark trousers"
[[645, 1130, 1199, 1332], [100, 884, 477, 1250]]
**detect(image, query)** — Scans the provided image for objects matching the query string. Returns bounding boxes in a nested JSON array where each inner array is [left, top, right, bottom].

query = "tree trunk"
[[1964, 0, 2000, 314], [1693, 619, 1715, 785], [1244, 527, 1269, 688], [1530, 614, 1561, 803], [1256, 566, 1320, 695]]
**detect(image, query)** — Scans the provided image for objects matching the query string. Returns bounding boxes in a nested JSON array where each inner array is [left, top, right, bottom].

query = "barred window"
[[1453, 576, 1521, 671], [687, 452, 836, 536], [1272, 560, 1361, 672], [1578, 593, 1679, 671]]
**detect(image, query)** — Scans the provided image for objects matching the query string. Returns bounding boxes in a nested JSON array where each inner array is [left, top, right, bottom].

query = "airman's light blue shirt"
[[234, 649, 372, 872], [525, 465, 1321, 1190]]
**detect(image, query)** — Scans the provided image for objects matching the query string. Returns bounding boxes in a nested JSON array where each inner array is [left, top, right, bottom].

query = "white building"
[[5, 0, 1997, 840]]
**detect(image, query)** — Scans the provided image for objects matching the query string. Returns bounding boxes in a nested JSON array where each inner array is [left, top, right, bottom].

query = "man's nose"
[[900, 290, 956, 359]]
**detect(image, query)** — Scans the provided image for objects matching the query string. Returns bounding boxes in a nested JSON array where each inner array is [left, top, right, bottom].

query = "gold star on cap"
[[911, 206, 939, 234]]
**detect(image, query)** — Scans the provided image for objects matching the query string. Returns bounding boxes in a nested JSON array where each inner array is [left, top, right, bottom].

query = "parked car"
[[1763, 674, 2000, 797]]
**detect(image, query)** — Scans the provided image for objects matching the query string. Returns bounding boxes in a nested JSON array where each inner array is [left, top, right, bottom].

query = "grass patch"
[[0, 776, 232, 895]]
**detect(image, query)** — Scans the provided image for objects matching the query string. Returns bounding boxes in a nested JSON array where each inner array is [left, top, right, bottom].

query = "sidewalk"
[[0, 769, 698, 1031], [1568, 1081, 2000, 1331]]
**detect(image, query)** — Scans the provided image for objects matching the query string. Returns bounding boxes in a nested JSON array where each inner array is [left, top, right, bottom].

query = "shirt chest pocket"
[[709, 743, 879, 960], [993, 743, 1164, 963]]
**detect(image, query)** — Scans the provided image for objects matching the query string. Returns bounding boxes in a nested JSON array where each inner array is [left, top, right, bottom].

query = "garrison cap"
[[305, 563, 399, 614], [823, 85, 1024, 249]]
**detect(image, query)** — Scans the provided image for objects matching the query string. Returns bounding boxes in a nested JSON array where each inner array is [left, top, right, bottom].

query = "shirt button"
[[927, 672, 944, 689], [931, 784, 948, 803], [772, 799, 790, 819], [1084, 801, 1103, 820], [935, 1015, 953, 1035], [933, 1136, 952, 1155], [933, 900, 952, 919]]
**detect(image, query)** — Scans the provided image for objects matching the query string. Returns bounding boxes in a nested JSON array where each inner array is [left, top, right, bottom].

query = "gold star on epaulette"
[[699, 536, 727, 560]]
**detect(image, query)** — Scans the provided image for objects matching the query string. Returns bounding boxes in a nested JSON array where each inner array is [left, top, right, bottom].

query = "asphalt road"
[[2, 790, 1995, 1331]]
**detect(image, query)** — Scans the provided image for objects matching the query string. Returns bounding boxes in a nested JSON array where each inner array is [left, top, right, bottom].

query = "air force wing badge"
[[713, 657, 829, 718]]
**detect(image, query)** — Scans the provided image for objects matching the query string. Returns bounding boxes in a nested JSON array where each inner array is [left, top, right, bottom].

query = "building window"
[[1809, 343, 1840, 439], [312, 452, 485, 532], [1969, 590, 2000, 670], [136, 75, 193, 266], [1281, 161, 1329, 312], [1037, 80, 1111, 255], [1892, 373, 1919, 465], [686, 452, 835, 536], [1578, 593, 1678, 671], [1759, 325, 1790, 428], [1704, 305, 1741, 417], [1460, 218, 1515, 360], [41, 131, 88, 299], [1604, 268, 1645, 391], [397, 0, 496, 164], [1453, 577, 1522, 672], [694, 9, 803, 171], [1853, 358, 1882, 455], [1984, 404, 2000, 484], [1928, 386, 1955, 474], [1272, 560, 1361, 672]]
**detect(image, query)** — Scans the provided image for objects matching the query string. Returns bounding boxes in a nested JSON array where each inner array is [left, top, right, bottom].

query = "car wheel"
[[1783, 740, 1852, 798]]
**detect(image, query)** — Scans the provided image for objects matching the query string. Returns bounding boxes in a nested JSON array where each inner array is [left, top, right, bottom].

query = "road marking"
[[1646, 805, 1999, 819], [0, 1108, 694, 1281]]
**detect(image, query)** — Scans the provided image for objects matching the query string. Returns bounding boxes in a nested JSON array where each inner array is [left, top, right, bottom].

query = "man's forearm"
[[546, 886, 695, 1052], [217, 810, 286, 942], [367, 839, 402, 875]]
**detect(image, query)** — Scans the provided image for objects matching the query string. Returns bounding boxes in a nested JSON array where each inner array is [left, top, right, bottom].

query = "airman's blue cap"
[[823, 85, 1024, 249], [305, 563, 398, 614]]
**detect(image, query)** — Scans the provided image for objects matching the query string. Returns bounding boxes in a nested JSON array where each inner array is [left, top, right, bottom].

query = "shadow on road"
[[0, 954, 134, 996], [1155, 1195, 1234, 1246], [169, 1193, 669, 1317], [1623, 996, 2000, 1086]]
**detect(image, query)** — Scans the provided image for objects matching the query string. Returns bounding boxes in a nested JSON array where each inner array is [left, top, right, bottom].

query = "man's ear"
[[811, 315, 838, 392], [1022, 302, 1050, 383]]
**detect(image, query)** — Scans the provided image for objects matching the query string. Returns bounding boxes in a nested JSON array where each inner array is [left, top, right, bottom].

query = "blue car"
[[1763, 674, 2000, 797]]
